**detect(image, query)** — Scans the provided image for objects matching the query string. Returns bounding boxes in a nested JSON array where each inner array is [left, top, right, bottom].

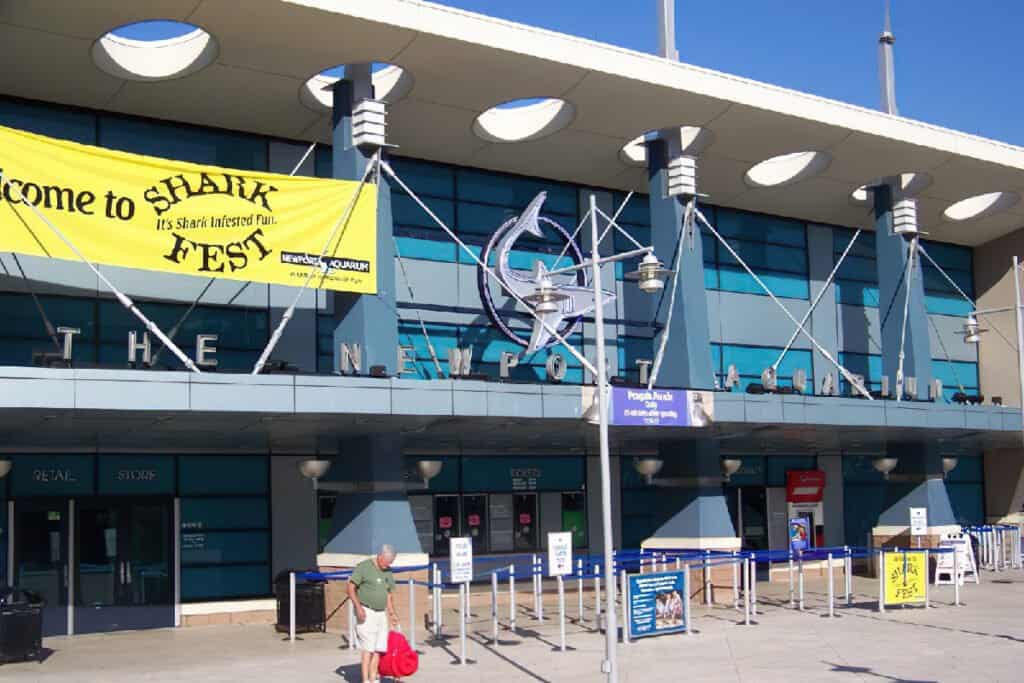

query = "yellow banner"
[[883, 551, 926, 605], [0, 124, 377, 293]]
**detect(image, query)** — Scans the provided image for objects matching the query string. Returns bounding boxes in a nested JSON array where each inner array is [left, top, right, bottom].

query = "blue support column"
[[329, 74, 398, 372], [642, 135, 737, 552], [319, 71, 421, 562], [873, 444, 958, 546], [873, 184, 932, 398]]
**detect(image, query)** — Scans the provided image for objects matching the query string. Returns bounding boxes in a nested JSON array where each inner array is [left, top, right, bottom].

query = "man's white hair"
[[378, 544, 396, 560]]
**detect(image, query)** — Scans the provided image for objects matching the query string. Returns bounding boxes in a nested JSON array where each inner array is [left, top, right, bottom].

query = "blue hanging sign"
[[627, 571, 686, 639]]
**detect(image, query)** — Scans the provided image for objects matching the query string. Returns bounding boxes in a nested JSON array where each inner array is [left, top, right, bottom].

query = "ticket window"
[[488, 494, 514, 553], [513, 494, 538, 551], [461, 495, 488, 554], [434, 495, 460, 556]]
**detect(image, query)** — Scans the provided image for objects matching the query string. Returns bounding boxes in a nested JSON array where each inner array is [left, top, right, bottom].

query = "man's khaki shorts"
[[356, 607, 389, 653]]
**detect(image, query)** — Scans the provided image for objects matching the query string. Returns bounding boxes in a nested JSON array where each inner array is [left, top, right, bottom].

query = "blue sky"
[[432, 1, 1024, 146]]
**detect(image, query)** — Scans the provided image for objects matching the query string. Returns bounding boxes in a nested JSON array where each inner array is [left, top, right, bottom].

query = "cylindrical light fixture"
[[720, 457, 742, 482], [298, 459, 332, 480], [416, 460, 443, 487], [632, 457, 664, 485], [624, 253, 673, 294], [0, 459, 11, 479], [942, 457, 959, 478], [961, 314, 986, 344], [872, 457, 898, 480]]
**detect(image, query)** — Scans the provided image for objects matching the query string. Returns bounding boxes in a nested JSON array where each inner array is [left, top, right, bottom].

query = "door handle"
[[119, 561, 125, 584], [126, 561, 132, 585]]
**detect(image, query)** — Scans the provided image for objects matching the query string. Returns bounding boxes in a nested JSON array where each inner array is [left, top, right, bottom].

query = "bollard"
[[844, 546, 852, 606], [750, 553, 757, 616], [827, 553, 834, 618], [532, 555, 540, 618], [577, 561, 585, 626], [432, 565, 440, 639], [732, 552, 740, 610], [537, 563, 544, 622], [798, 550, 805, 612], [289, 572, 296, 643], [675, 557, 681, 572], [620, 569, 628, 644], [878, 549, 885, 613], [436, 566, 444, 638], [924, 550, 930, 610], [743, 557, 751, 626], [788, 551, 795, 609], [558, 575, 566, 652], [491, 572, 499, 646], [594, 565, 602, 625], [683, 563, 692, 635], [508, 563, 516, 636], [409, 578, 417, 651], [953, 546, 960, 607], [459, 582, 467, 666], [703, 550, 712, 606], [348, 598, 356, 650]]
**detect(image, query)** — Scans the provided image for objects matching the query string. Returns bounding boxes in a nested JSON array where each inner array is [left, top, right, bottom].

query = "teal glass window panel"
[[924, 294, 973, 316], [393, 194, 454, 232], [394, 236, 457, 263], [922, 266, 974, 297], [0, 99, 96, 144], [765, 455, 818, 487], [98, 116, 267, 170], [721, 240, 808, 275], [835, 255, 878, 283], [178, 455, 268, 495], [314, 147, 333, 179], [703, 264, 719, 289], [181, 530, 269, 565], [921, 240, 973, 272], [716, 209, 807, 248], [181, 565, 269, 601], [930, 359, 978, 389], [610, 192, 651, 228], [947, 483, 984, 526], [945, 456, 983, 483], [842, 455, 887, 483], [181, 497, 269, 531], [833, 228, 876, 261], [389, 157, 455, 198], [717, 267, 809, 299], [835, 282, 880, 307], [455, 168, 577, 216]]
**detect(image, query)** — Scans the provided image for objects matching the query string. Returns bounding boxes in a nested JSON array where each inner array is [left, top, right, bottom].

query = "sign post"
[[450, 537, 473, 666], [548, 532, 572, 652], [910, 507, 927, 548]]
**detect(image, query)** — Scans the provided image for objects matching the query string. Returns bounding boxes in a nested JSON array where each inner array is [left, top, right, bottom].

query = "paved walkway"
[[3, 572, 1023, 682]]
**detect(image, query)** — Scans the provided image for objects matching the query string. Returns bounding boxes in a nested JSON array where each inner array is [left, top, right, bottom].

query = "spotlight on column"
[[416, 460, 443, 488], [941, 457, 959, 479], [624, 253, 673, 293], [633, 457, 664, 485], [352, 98, 388, 149], [0, 459, 11, 479], [960, 313, 987, 344], [720, 457, 742, 482], [298, 459, 332, 480], [872, 457, 898, 480], [892, 197, 919, 235]]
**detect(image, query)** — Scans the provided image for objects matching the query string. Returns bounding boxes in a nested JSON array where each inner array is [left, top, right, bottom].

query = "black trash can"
[[0, 587, 44, 664], [274, 570, 326, 634]]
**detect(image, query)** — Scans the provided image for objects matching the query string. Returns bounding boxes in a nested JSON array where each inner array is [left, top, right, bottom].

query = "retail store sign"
[[786, 470, 826, 503], [511, 468, 541, 491], [609, 388, 713, 427], [627, 571, 686, 639], [449, 537, 473, 584], [547, 532, 573, 577]]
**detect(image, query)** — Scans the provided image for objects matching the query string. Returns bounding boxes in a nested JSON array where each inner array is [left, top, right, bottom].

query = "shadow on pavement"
[[824, 661, 936, 683]]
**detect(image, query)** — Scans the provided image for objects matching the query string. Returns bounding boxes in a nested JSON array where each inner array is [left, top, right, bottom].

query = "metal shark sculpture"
[[479, 192, 615, 355]]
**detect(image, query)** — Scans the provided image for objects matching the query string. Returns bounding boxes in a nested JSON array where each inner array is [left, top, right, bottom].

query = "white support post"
[[577, 560, 584, 623], [953, 546, 961, 607], [620, 569, 628, 644], [435, 566, 443, 638], [289, 572, 296, 643], [750, 553, 757, 616], [844, 546, 852, 606], [491, 572, 499, 646], [827, 553, 835, 618], [703, 550, 711, 606], [743, 557, 751, 626], [409, 578, 416, 651], [558, 575, 567, 652], [788, 551, 795, 609], [878, 550, 886, 613], [532, 554, 540, 619], [509, 564, 517, 635], [459, 582, 467, 666], [924, 550, 930, 610], [594, 566, 602, 626], [732, 552, 740, 610], [537, 557, 544, 622], [683, 563, 692, 635]]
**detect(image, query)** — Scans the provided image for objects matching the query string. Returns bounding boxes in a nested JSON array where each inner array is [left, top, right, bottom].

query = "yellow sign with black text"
[[883, 551, 927, 605], [0, 124, 377, 293]]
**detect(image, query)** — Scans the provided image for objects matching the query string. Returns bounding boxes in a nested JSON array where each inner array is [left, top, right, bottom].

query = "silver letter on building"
[[397, 345, 416, 376], [127, 331, 152, 366], [792, 368, 807, 394], [448, 346, 474, 377], [636, 359, 653, 386], [725, 364, 740, 390], [546, 353, 567, 382], [499, 351, 519, 378], [196, 334, 218, 368], [57, 326, 80, 361], [820, 372, 836, 396], [340, 343, 362, 374]]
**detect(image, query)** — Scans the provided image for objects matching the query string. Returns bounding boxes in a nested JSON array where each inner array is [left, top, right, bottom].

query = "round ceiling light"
[[619, 127, 713, 168], [92, 20, 217, 82], [943, 191, 1020, 222], [300, 63, 414, 112], [472, 97, 575, 144], [851, 172, 932, 203], [744, 151, 831, 188]]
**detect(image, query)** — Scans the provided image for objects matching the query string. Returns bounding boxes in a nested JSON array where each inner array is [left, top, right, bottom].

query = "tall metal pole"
[[590, 194, 618, 682], [656, 0, 679, 60], [1013, 256, 1024, 445]]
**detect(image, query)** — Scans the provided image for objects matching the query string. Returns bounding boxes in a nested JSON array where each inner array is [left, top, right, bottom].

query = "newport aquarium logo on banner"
[[477, 192, 614, 355]]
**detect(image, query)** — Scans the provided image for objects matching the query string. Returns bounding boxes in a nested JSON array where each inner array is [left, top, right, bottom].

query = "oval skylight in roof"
[[744, 151, 831, 188], [472, 98, 575, 144], [92, 20, 218, 82], [619, 127, 713, 167], [851, 172, 932, 203], [300, 63, 414, 112], [943, 191, 1020, 221]]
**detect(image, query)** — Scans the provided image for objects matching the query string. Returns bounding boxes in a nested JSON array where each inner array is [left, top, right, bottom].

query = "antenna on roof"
[[657, 0, 679, 60], [878, 0, 898, 115]]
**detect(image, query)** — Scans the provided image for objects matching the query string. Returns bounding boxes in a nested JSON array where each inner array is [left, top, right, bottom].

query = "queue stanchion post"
[[594, 564, 602, 627], [577, 559, 584, 623], [750, 553, 757, 616], [508, 563, 516, 636], [878, 549, 885, 613], [531, 554, 539, 618], [558, 575, 566, 652], [537, 558, 544, 622], [288, 571, 296, 643], [798, 550, 805, 612], [409, 577, 416, 651], [743, 557, 751, 626], [347, 597, 356, 650], [432, 564, 440, 638], [953, 546, 960, 607], [491, 572, 499, 646], [704, 550, 712, 606], [459, 581, 467, 666], [683, 562, 692, 636], [620, 569, 628, 644], [827, 553, 834, 618], [924, 550, 930, 610], [844, 546, 852, 606], [732, 552, 740, 610]]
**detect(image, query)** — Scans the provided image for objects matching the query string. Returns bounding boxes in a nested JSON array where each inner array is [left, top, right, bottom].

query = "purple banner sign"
[[610, 387, 712, 427]]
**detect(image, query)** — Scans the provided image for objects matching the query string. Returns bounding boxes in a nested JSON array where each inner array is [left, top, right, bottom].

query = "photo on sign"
[[655, 590, 683, 629]]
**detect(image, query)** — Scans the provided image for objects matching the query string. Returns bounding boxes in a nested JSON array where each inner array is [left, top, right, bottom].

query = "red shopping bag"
[[378, 630, 419, 678]]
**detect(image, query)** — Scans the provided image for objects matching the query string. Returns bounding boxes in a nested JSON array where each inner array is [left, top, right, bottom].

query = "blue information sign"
[[609, 388, 712, 428], [627, 571, 686, 639]]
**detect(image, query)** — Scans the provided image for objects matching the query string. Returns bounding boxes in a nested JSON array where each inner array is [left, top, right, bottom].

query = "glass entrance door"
[[75, 498, 173, 634], [13, 500, 69, 637], [513, 494, 538, 551]]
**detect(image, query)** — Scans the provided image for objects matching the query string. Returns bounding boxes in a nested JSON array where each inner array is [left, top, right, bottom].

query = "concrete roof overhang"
[[2, 1, 1024, 246], [0, 367, 1018, 455]]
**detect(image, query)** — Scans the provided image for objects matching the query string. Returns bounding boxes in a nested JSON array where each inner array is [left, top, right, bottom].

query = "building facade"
[[1, 0, 1022, 636]]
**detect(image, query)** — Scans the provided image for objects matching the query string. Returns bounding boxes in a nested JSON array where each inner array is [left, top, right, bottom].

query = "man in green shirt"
[[348, 544, 399, 683]]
